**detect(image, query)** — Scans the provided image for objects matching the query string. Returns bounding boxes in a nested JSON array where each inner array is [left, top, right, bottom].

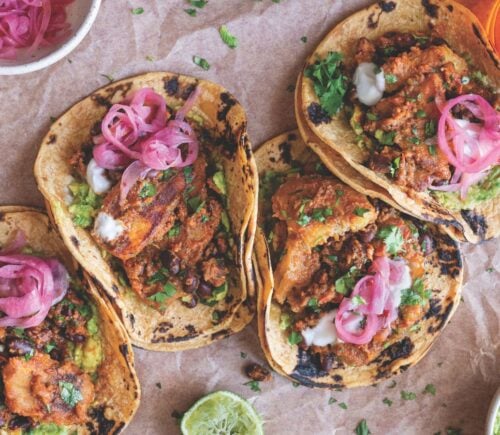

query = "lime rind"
[[181, 390, 264, 435]]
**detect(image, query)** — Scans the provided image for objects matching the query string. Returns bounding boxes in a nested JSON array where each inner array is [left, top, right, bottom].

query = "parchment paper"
[[0, 1, 498, 434]]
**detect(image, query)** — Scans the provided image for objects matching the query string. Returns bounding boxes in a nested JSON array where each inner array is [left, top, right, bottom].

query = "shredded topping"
[[431, 94, 500, 199], [0, 231, 69, 328]]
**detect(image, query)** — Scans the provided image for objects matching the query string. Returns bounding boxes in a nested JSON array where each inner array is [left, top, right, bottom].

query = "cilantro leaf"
[[375, 129, 396, 146], [184, 8, 197, 16], [300, 36, 307, 43], [219, 25, 238, 49], [304, 51, 348, 116], [401, 278, 431, 306], [335, 267, 360, 295], [59, 382, 83, 408], [131, 7, 144, 15], [355, 419, 371, 435], [139, 182, 156, 198], [243, 380, 261, 392], [385, 73, 398, 84], [288, 331, 302, 346], [423, 383, 436, 395], [377, 225, 404, 255], [187, 0, 207, 7], [382, 397, 393, 407], [401, 390, 417, 401], [193, 55, 210, 70], [354, 207, 369, 217]]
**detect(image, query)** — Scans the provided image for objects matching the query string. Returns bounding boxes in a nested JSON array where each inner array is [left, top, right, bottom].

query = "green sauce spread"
[[431, 166, 500, 211], [27, 423, 69, 434]]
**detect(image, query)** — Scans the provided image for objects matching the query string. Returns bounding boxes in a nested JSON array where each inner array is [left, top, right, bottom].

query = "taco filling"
[[0, 235, 103, 432], [306, 31, 499, 211], [261, 166, 434, 370], [67, 87, 235, 311]]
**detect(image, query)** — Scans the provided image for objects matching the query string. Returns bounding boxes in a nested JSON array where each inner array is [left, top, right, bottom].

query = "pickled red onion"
[[0, 0, 73, 60], [431, 94, 500, 199], [93, 87, 200, 203], [335, 257, 408, 345], [0, 232, 69, 328]]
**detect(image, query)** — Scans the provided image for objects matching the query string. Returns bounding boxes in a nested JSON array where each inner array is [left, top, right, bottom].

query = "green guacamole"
[[27, 423, 69, 435], [431, 166, 500, 211], [71, 303, 103, 375]]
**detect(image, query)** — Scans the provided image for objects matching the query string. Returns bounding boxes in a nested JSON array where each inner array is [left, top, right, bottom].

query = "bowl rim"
[[0, 0, 101, 76], [486, 385, 500, 435]]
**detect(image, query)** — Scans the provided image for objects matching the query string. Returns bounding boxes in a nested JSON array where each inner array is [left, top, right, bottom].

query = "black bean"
[[182, 295, 198, 309], [9, 416, 32, 430], [184, 270, 199, 293], [197, 281, 212, 298], [160, 252, 181, 275], [67, 333, 86, 343], [6, 338, 34, 357]]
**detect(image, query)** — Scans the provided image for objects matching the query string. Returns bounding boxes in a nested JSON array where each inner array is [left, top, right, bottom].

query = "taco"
[[0, 206, 140, 433], [34, 72, 258, 351], [254, 132, 463, 388], [298, 0, 499, 243]]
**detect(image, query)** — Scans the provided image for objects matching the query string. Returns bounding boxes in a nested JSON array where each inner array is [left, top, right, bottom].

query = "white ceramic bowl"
[[486, 385, 500, 435], [0, 0, 101, 75]]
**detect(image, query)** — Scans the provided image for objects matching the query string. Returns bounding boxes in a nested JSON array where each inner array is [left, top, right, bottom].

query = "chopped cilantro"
[[338, 402, 348, 410], [416, 109, 427, 118], [385, 73, 398, 84], [409, 136, 421, 145], [240, 352, 247, 359], [486, 267, 494, 273], [292, 382, 300, 388], [304, 51, 348, 116], [193, 55, 210, 70], [446, 428, 462, 435], [297, 213, 312, 227], [425, 120, 437, 138], [377, 225, 404, 255], [220, 210, 230, 232], [12, 327, 25, 337], [212, 171, 227, 195], [244, 380, 261, 392], [24, 349, 34, 361], [388, 380, 397, 389], [184, 8, 197, 16], [288, 331, 302, 346], [219, 25, 238, 49], [354, 207, 369, 217], [59, 381, 83, 408], [355, 419, 371, 435], [401, 278, 431, 306], [145, 55, 155, 62], [328, 397, 337, 405], [148, 282, 177, 303], [187, 0, 207, 7], [375, 129, 396, 146], [187, 196, 203, 212], [307, 297, 320, 312], [139, 182, 156, 198], [44, 342, 57, 353], [100, 73, 114, 83], [428, 145, 437, 156], [327, 255, 338, 262], [471, 70, 489, 87], [423, 383, 436, 396], [183, 166, 193, 183], [351, 295, 367, 307], [335, 267, 359, 295], [382, 397, 393, 407], [201, 214, 209, 223], [300, 36, 308, 43], [401, 390, 417, 401], [146, 270, 168, 285], [366, 112, 378, 121], [389, 156, 400, 178], [131, 7, 144, 15], [168, 223, 181, 238]]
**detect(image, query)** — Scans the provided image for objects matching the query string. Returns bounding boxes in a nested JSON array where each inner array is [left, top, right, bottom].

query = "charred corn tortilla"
[[254, 132, 463, 388], [34, 72, 258, 351], [298, 0, 499, 243], [0, 206, 140, 433]]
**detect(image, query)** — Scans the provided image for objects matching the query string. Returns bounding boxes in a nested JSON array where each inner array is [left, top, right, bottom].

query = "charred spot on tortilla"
[[70, 235, 80, 248], [91, 94, 112, 109], [111, 283, 119, 293], [87, 406, 117, 435], [181, 83, 197, 100], [211, 328, 231, 340], [446, 4, 453, 12], [307, 102, 331, 125], [460, 210, 487, 239], [378, 1, 396, 13], [217, 92, 237, 122], [278, 140, 294, 165], [376, 337, 414, 368], [119, 344, 129, 357], [47, 134, 57, 144], [421, 0, 439, 18], [185, 324, 197, 334], [164, 76, 179, 96], [154, 322, 173, 334], [424, 298, 442, 320]]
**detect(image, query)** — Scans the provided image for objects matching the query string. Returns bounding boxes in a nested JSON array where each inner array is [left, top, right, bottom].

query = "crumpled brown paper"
[[0, 0, 497, 433]]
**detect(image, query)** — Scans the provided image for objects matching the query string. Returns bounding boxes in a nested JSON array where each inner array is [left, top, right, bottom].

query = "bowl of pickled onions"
[[0, 0, 100, 75]]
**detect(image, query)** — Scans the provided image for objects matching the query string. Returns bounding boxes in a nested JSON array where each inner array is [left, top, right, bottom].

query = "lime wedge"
[[181, 390, 264, 435]]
